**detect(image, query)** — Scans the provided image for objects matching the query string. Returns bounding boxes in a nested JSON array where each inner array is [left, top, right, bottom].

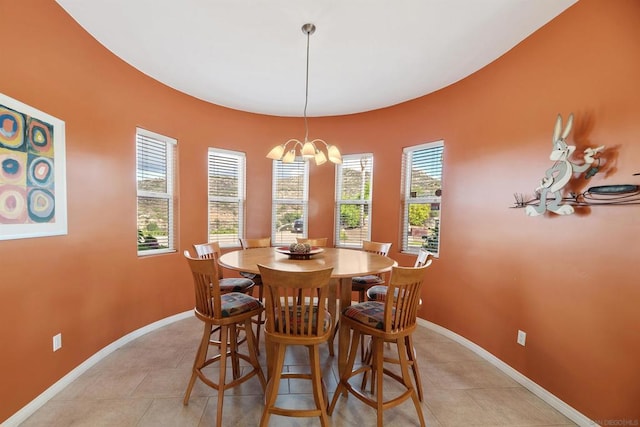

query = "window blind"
[[271, 158, 308, 246], [335, 154, 373, 248], [208, 148, 245, 247], [401, 141, 443, 255], [136, 128, 176, 255]]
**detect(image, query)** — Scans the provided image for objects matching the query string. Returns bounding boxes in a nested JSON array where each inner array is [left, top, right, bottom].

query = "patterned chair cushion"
[[219, 277, 254, 293], [220, 292, 263, 317], [240, 271, 260, 281], [343, 301, 391, 330], [275, 306, 332, 335], [351, 275, 384, 292]]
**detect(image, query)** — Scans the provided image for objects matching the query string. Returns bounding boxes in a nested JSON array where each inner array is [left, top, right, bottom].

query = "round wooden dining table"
[[218, 246, 396, 376]]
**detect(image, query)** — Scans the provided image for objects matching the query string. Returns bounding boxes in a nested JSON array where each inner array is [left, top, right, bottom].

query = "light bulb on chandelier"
[[265, 23, 342, 165]]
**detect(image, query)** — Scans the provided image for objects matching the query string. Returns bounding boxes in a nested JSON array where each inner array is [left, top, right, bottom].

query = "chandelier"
[[266, 23, 342, 165]]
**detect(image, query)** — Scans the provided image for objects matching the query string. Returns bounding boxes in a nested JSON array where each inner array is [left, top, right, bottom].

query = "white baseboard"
[[417, 318, 599, 427], [2, 311, 193, 427]]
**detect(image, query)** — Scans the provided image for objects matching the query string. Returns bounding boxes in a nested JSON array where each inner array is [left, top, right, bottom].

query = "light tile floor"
[[20, 316, 577, 426]]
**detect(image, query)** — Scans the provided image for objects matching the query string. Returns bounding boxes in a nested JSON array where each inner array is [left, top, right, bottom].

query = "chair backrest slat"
[[296, 237, 328, 247], [360, 241, 392, 283], [240, 237, 271, 249], [258, 264, 333, 339], [193, 242, 224, 279], [414, 248, 434, 268], [184, 251, 222, 319], [383, 264, 430, 333], [362, 240, 392, 256]]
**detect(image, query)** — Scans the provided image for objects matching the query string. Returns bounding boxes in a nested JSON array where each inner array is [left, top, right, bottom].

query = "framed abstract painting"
[[0, 93, 67, 240]]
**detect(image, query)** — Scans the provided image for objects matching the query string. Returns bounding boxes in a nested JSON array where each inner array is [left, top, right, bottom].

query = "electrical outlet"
[[517, 330, 526, 346], [53, 333, 62, 352]]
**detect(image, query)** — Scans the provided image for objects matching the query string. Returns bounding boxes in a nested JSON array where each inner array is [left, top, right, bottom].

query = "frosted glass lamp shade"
[[314, 150, 327, 165], [266, 144, 285, 160], [301, 141, 316, 158], [282, 149, 296, 163], [327, 145, 342, 164]]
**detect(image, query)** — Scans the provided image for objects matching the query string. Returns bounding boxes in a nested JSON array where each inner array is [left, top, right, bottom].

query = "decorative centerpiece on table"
[[275, 243, 324, 260]]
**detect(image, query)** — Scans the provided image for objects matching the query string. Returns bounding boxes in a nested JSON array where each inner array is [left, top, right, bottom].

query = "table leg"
[[338, 277, 352, 381], [327, 278, 338, 356]]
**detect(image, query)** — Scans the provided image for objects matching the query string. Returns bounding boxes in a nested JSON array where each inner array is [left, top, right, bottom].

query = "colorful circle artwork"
[[27, 188, 55, 223], [0, 185, 28, 223], [0, 105, 25, 150], [27, 118, 53, 156], [27, 156, 54, 188], [0, 150, 27, 185]]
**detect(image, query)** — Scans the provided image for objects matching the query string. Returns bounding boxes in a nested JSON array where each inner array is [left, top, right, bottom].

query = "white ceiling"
[[55, 0, 577, 117]]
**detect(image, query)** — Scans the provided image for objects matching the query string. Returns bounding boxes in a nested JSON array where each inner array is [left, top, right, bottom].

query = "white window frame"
[[136, 128, 177, 256], [271, 158, 309, 246], [207, 148, 245, 248], [334, 153, 373, 248], [401, 140, 444, 256]]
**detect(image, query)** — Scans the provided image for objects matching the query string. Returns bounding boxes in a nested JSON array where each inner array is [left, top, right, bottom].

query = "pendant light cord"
[[303, 28, 310, 143]]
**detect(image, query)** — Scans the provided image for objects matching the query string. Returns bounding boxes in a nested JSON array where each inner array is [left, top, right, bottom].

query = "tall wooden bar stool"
[[328, 264, 430, 427], [364, 248, 434, 401], [192, 242, 256, 349], [183, 252, 266, 427], [239, 237, 271, 353], [193, 242, 255, 294], [295, 237, 338, 356], [258, 264, 334, 427], [350, 240, 392, 359]]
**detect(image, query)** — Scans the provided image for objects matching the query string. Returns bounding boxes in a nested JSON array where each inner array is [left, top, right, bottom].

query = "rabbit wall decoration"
[[525, 113, 604, 216]]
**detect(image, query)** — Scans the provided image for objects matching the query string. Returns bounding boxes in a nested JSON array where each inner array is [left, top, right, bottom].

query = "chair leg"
[[309, 345, 329, 427], [244, 318, 266, 390], [216, 325, 229, 427], [260, 342, 286, 427], [264, 335, 274, 380], [328, 329, 361, 415], [373, 337, 385, 427], [184, 322, 212, 405], [406, 334, 423, 401], [396, 336, 425, 427], [360, 337, 373, 392], [328, 319, 338, 357], [229, 324, 240, 380]]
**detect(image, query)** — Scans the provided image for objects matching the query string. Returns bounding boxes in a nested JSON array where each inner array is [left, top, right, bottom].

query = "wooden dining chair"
[[366, 248, 433, 301], [294, 236, 336, 355], [295, 237, 328, 247], [257, 264, 334, 427], [364, 248, 434, 401], [328, 264, 430, 427], [193, 242, 255, 294], [351, 241, 392, 301], [239, 237, 271, 353], [182, 252, 266, 427], [350, 240, 392, 359], [192, 242, 256, 349]]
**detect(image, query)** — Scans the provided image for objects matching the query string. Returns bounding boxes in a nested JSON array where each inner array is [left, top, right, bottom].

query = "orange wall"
[[1, 0, 638, 423]]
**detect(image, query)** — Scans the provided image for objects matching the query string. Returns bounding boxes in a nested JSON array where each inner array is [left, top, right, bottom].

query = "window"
[[208, 148, 245, 247], [335, 154, 373, 248], [136, 128, 177, 255], [401, 141, 444, 255], [271, 158, 309, 246]]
